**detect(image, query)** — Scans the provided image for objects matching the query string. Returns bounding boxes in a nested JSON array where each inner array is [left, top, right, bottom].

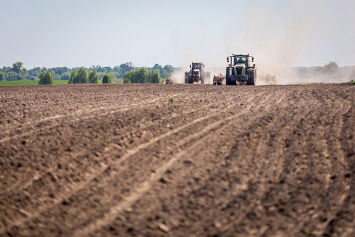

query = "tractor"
[[185, 62, 211, 84], [226, 54, 257, 85]]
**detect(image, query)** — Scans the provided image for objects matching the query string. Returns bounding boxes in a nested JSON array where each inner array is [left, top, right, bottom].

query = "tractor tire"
[[226, 76, 236, 85], [201, 76, 204, 84], [226, 68, 231, 85], [247, 68, 255, 85], [185, 73, 191, 84]]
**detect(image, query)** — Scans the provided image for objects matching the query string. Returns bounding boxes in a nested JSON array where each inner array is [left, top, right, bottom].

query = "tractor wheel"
[[247, 68, 255, 85], [226, 76, 236, 85], [201, 76, 204, 84], [185, 73, 192, 84], [226, 68, 232, 85]]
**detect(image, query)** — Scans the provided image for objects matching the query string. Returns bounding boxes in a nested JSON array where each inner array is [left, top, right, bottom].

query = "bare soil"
[[0, 83, 355, 237]]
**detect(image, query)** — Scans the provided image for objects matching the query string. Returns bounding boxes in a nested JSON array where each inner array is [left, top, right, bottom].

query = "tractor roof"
[[232, 54, 252, 57]]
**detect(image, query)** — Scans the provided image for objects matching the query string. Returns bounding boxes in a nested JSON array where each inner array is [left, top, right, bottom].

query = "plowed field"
[[1, 83, 355, 237]]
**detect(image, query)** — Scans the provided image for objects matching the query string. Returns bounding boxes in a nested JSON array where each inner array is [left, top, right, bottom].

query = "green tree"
[[89, 70, 99, 83], [38, 71, 53, 85], [151, 70, 160, 83], [60, 72, 70, 80], [7, 72, 15, 81], [314, 61, 342, 77], [68, 69, 77, 84], [73, 67, 89, 84], [102, 73, 113, 83], [12, 62, 23, 73], [123, 71, 132, 83], [102, 73, 112, 83], [133, 67, 147, 83], [0, 72, 5, 81]]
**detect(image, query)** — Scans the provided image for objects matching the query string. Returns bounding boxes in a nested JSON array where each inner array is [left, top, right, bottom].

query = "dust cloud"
[[174, 0, 355, 85]]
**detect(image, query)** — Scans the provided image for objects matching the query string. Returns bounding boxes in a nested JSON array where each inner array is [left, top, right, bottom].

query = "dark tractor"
[[185, 62, 211, 84], [226, 54, 257, 85]]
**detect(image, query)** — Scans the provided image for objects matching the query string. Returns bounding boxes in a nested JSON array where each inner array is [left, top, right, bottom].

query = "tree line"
[[294, 62, 355, 81], [123, 68, 160, 83], [0, 62, 176, 83]]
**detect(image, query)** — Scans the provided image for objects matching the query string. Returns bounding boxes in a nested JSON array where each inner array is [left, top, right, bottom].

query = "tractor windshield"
[[235, 56, 247, 64], [193, 64, 200, 70]]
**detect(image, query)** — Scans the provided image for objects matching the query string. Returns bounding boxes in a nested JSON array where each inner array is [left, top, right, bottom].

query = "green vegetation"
[[168, 97, 175, 103], [0, 80, 68, 86], [350, 80, 355, 84], [68, 70, 76, 84], [89, 70, 99, 84], [73, 67, 89, 84], [314, 61, 342, 76], [0, 62, 176, 84], [38, 71, 53, 85], [102, 73, 114, 83], [123, 68, 160, 83]]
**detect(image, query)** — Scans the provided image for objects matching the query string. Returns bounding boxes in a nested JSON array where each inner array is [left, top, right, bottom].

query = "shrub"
[[38, 71, 53, 85], [102, 73, 113, 83], [89, 70, 99, 84], [73, 67, 89, 84], [68, 70, 77, 84]]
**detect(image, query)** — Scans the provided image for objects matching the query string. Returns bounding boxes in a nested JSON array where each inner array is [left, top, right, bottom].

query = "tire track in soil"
[[73, 92, 272, 237], [2, 92, 266, 236], [95, 99, 288, 236], [321, 107, 355, 237], [0, 92, 260, 235], [0, 84, 177, 131], [68, 91, 280, 237], [92, 86, 336, 237], [0, 88, 218, 193], [0, 94, 179, 143], [0, 107, 185, 196], [297, 105, 350, 236], [0, 110, 217, 234], [0, 89, 249, 195], [134, 88, 311, 237], [1, 100, 210, 196], [222, 89, 352, 236], [1, 84, 354, 236]]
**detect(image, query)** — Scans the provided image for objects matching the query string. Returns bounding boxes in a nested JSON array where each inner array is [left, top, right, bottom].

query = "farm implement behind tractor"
[[259, 73, 277, 84], [164, 77, 176, 84], [213, 73, 225, 85]]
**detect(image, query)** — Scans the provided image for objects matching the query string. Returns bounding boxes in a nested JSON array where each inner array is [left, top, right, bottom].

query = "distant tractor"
[[226, 54, 257, 85], [185, 62, 211, 84]]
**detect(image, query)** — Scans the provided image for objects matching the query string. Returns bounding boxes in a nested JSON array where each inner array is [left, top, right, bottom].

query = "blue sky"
[[0, 0, 354, 69]]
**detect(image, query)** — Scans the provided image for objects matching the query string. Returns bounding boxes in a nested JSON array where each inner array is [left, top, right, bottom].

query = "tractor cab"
[[191, 63, 204, 71], [191, 63, 203, 79]]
